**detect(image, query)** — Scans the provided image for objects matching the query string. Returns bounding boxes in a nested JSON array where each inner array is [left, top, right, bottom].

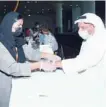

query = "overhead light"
[[4, 5, 6, 7], [27, 1, 30, 3], [27, 9, 30, 11], [28, 14, 31, 16]]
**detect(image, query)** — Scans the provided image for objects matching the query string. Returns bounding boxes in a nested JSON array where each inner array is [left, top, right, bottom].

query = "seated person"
[[39, 27, 58, 52], [16, 29, 60, 62]]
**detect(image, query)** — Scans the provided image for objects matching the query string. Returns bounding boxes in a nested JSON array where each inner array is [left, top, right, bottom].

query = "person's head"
[[75, 13, 105, 40], [78, 22, 95, 40], [25, 28, 30, 36], [0, 12, 26, 62], [12, 14, 23, 33], [1, 11, 23, 38], [41, 27, 49, 35], [24, 28, 32, 42], [34, 22, 40, 29]]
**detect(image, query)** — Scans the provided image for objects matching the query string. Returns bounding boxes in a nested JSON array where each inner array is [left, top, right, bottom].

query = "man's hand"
[[55, 61, 63, 68], [41, 52, 61, 62], [40, 61, 56, 72]]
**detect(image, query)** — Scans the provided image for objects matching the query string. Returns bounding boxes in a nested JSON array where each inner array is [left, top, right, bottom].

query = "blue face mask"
[[39, 34, 45, 44]]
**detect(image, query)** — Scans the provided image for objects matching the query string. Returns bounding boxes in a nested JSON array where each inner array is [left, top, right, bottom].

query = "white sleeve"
[[62, 40, 106, 74], [49, 34, 58, 51]]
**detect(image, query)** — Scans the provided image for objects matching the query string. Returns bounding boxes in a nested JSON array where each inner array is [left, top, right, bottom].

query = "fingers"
[[47, 54, 61, 62], [40, 61, 56, 72]]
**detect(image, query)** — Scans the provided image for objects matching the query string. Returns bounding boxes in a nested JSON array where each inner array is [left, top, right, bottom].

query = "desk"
[[9, 69, 105, 107]]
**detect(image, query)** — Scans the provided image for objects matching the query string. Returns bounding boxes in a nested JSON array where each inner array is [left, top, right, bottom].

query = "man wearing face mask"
[[55, 13, 106, 107]]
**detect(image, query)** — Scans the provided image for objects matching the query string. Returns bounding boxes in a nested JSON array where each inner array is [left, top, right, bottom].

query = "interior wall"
[[23, 14, 55, 32]]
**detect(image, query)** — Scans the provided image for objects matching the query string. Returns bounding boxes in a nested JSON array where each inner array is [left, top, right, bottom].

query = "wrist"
[[37, 62, 41, 69], [30, 62, 41, 71], [41, 52, 47, 58], [55, 61, 62, 68]]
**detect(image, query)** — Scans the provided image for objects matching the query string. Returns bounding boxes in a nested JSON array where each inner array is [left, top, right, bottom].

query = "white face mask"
[[78, 30, 92, 40]]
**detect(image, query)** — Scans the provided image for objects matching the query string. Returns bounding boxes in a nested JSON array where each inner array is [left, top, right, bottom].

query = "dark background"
[[0, 1, 105, 59]]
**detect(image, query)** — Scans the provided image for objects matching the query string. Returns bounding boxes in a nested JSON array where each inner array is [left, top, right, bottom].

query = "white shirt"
[[62, 29, 106, 107]]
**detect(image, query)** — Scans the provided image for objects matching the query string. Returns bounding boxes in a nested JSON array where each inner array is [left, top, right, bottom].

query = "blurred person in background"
[[39, 26, 58, 52]]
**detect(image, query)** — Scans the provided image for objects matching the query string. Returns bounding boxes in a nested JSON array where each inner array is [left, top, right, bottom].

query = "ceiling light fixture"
[[4, 5, 6, 7], [27, 1, 30, 3], [27, 9, 30, 11], [24, 6, 27, 8]]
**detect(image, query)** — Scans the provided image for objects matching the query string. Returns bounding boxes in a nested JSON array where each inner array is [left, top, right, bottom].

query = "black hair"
[[77, 16, 86, 20], [17, 14, 23, 20], [14, 14, 23, 22], [34, 22, 40, 26]]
